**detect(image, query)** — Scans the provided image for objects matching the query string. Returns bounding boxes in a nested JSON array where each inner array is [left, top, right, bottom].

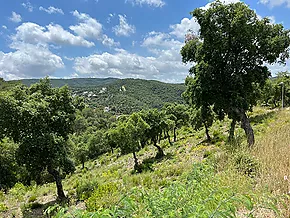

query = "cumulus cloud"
[[2, 25, 7, 30], [170, 17, 200, 39], [126, 0, 165, 7], [70, 10, 103, 39], [73, 46, 189, 83], [0, 43, 64, 80], [259, 0, 290, 8], [142, 32, 182, 49], [9, 12, 22, 23], [22, 1, 34, 12], [70, 10, 119, 47], [12, 22, 94, 47], [39, 6, 64, 15], [113, 15, 136, 37]]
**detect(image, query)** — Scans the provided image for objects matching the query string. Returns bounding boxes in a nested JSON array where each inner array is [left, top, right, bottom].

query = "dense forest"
[[20, 78, 186, 114], [1, 1, 290, 218]]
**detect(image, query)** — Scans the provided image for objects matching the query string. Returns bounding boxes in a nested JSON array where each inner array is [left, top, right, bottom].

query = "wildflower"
[[284, 175, 288, 181]]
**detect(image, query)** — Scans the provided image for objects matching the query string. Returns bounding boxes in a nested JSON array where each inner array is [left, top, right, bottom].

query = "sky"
[[0, 0, 289, 83]]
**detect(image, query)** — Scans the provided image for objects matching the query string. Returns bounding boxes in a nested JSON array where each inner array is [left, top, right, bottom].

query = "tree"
[[0, 78, 83, 199], [74, 142, 89, 169], [260, 72, 290, 108], [181, 1, 290, 146], [114, 113, 149, 172], [140, 109, 165, 158], [0, 139, 18, 190], [162, 103, 189, 142]]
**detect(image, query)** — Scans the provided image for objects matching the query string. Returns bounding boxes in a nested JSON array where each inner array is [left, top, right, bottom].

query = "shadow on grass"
[[132, 153, 174, 174], [22, 199, 69, 218], [249, 111, 275, 124]]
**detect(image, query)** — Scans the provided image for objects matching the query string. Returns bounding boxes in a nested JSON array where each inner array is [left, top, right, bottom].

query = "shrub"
[[76, 179, 98, 201], [0, 203, 8, 212], [28, 195, 37, 203], [235, 152, 259, 178], [86, 182, 120, 211]]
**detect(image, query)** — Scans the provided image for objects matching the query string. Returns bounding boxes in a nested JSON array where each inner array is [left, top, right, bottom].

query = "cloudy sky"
[[0, 0, 289, 83]]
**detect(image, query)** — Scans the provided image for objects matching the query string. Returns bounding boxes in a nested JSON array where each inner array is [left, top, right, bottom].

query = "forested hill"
[[20, 78, 186, 114]]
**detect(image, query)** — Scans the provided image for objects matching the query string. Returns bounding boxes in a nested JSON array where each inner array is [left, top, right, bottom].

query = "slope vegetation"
[[1, 107, 290, 217]]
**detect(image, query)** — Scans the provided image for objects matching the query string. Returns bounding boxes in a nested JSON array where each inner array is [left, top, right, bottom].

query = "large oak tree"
[[181, 1, 290, 146], [0, 78, 83, 199]]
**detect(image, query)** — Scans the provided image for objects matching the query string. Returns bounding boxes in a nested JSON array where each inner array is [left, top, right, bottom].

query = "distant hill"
[[20, 78, 186, 114], [20, 78, 119, 88]]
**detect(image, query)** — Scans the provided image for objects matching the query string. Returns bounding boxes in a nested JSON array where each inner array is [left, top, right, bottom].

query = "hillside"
[[20, 78, 186, 114], [1, 107, 290, 217]]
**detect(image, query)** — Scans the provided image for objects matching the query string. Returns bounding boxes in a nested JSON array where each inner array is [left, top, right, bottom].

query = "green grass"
[[1, 107, 290, 217]]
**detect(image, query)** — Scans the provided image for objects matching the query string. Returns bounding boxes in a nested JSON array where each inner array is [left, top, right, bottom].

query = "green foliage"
[[76, 179, 98, 200], [0, 78, 20, 92], [0, 139, 18, 190], [22, 78, 185, 114], [28, 195, 37, 203], [181, 1, 290, 145], [162, 103, 190, 141], [86, 182, 120, 211], [260, 72, 290, 108], [235, 152, 259, 178], [0, 203, 8, 212], [0, 78, 83, 198], [52, 162, 280, 217]]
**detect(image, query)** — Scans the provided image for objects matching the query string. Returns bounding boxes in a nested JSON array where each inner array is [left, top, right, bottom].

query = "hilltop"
[[20, 78, 186, 114]]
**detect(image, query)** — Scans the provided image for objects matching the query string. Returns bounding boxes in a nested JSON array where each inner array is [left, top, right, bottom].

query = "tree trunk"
[[239, 109, 255, 147], [47, 166, 66, 200], [204, 123, 211, 142], [153, 140, 164, 158], [133, 152, 141, 173], [166, 131, 171, 144], [82, 161, 85, 169], [228, 118, 236, 142], [173, 127, 177, 142]]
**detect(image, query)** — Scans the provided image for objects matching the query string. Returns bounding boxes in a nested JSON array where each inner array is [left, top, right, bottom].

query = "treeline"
[[259, 72, 290, 108]]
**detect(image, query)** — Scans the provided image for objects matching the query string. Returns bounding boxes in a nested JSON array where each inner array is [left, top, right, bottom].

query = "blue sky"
[[0, 0, 289, 83]]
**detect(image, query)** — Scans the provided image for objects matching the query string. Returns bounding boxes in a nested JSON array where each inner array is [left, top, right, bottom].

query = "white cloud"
[[0, 43, 64, 80], [142, 32, 182, 49], [126, 0, 165, 7], [39, 6, 64, 15], [102, 35, 120, 47], [170, 17, 200, 39], [70, 10, 119, 47], [113, 15, 136, 37], [2, 25, 7, 30], [22, 1, 34, 12], [9, 12, 22, 23], [259, 0, 290, 8], [12, 22, 95, 47], [73, 47, 189, 83], [70, 10, 103, 39], [201, 0, 240, 10]]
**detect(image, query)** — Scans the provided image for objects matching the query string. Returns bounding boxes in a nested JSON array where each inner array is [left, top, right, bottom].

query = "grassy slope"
[[1, 107, 290, 217]]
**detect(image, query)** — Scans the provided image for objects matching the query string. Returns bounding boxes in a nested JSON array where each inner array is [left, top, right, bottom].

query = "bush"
[[76, 179, 98, 201], [235, 152, 259, 178], [28, 195, 37, 203], [86, 182, 120, 211], [0, 203, 8, 212]]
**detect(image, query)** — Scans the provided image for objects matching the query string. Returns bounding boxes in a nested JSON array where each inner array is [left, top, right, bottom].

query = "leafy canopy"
[[0, 78, 83, 177], [181, 1, 290, 119]]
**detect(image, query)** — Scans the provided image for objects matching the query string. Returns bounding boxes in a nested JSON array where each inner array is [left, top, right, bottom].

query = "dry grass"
[[252, 109, 290, 216]]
